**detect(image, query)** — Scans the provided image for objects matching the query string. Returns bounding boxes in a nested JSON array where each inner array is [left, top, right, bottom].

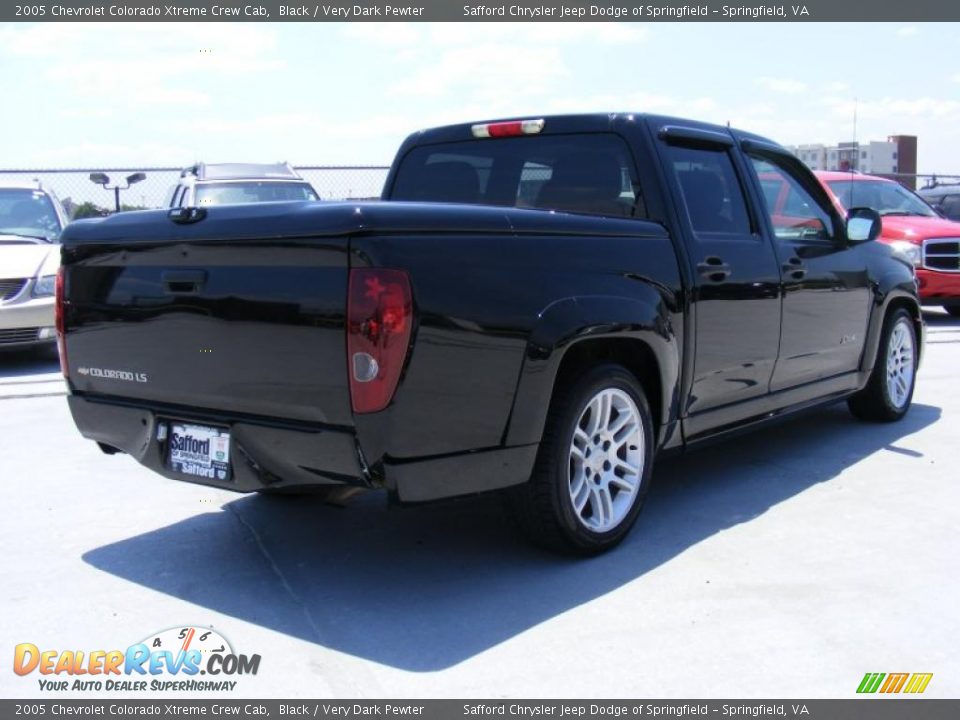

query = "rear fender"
[[504, 293, 680, 448], [859, 278, 923, 376]]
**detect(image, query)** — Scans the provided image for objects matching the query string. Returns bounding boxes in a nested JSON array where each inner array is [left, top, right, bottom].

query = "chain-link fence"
[[4, 166, 960, 220], [0, 166, 390, 219], [880, 173, 960, 191]]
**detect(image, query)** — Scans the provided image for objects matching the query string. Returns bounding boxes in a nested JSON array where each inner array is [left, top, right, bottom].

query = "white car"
[[165, 162, 320, 207], [0, 182, 68, 351]]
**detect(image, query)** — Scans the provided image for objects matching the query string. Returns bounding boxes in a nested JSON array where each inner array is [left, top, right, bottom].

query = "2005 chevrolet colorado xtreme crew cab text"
[[58, 114, 923, 554]]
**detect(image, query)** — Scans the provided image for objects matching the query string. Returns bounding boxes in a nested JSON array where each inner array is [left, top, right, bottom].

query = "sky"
[[1, 21, 959, 175]]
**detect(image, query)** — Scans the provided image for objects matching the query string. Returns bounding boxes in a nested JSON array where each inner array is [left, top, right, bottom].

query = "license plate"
[[166, 423, 231, 481]]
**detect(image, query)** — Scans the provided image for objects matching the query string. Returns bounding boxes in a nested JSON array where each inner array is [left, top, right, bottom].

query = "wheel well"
[[886, 297, 923, 363], [552, 338, 663, 436]]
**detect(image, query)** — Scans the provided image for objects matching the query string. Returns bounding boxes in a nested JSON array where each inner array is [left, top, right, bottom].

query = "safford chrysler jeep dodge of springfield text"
[[58, 114, 923, 554]]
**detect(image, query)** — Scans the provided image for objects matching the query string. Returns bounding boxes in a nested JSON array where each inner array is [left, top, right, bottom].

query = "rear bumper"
[[0, 295, 55, 328], [67, 394, 537, 500], [68, 394, 367, 493], [917, 268, 960, 304]]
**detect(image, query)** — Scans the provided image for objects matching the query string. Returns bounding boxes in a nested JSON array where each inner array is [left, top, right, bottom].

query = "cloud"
[[1, 23, 278, 63], [341, 22, 421, 47], [340, 21, 645, 51], [423, 22, 645, 46], [755, 77, 808, 94], [388, 43, 566, 103], [823, 96, 960, 120], [170, 114, 414, 165], [545, 90, 811, 142], [2, 23, 282, 108], [0, 23, 90, 57], [19, 140, 196, 168], [56, 59, 214, 106], [353, 22, 647, 115], [896, 26, 920, 37], [5, 22, 958, 177]]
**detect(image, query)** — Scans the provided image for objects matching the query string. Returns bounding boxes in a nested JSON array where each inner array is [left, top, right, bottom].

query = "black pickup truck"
[[58, 114, 922, 554]]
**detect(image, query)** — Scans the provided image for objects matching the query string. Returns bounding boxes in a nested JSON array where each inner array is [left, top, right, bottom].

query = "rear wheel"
[[848, 308, 917, 422], [507, 364, 655, 555]]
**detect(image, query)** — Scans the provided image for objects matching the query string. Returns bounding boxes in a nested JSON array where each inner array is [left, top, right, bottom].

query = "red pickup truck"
[[815, 171, 960, 316]]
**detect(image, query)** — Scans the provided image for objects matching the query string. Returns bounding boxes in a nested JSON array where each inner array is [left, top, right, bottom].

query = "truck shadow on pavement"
[[84, 402, 939, 671], [0, 348, 59, 378]]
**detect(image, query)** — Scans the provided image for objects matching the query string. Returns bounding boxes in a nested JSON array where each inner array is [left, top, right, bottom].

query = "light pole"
[[89, 172, 147, 213]]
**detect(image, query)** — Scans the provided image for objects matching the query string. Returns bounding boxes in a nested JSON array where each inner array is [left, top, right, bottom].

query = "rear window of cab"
[[390, 134, 645, 219]]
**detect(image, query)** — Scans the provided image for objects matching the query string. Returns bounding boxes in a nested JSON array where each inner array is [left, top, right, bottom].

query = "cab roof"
[[401, 112, 781, 150]]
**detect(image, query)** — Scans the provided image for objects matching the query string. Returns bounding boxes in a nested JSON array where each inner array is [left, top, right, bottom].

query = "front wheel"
[[507, 364, 655, 555], [848, 308, 917, 422]]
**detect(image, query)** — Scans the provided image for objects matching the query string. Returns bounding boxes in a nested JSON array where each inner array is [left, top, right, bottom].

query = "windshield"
[[0, 188, 62, 242], [826, 179, 938, 217], [195, 181, 319, 206]]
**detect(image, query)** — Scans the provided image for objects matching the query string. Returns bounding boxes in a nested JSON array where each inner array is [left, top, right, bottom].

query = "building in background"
[[788, 135, 918, 189], [888, 135, 917, 188]]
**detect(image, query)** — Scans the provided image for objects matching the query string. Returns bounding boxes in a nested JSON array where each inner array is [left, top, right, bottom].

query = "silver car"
[[165, 162, 320, 207], [0, 182, 68, 351]]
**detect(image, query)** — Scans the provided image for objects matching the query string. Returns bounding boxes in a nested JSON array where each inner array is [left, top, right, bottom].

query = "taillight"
[[55, 266, 68, 378], [347, 268, 413, 414], [471, 118, 545, 138]]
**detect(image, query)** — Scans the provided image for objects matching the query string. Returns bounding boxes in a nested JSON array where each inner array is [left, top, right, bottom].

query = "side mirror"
[[846, 206, 882, 243]]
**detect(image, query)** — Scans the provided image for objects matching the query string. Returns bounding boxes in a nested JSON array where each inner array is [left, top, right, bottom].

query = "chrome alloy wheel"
[[568, 388, 644, 533], [886, 318, 915, 409]]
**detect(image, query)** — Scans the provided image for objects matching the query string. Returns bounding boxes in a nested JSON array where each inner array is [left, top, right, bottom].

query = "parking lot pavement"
[[0, 349, 63, 399], [1, 312, 958, 700]]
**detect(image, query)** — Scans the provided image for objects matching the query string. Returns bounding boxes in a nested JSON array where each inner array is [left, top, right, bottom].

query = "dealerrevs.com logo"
[[13, 626, 260, 692]]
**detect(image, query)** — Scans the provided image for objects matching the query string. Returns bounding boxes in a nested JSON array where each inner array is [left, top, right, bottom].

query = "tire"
[[944, 305, 960, 318], [506, 364, 655, 555], [848, 308, 917, 422]]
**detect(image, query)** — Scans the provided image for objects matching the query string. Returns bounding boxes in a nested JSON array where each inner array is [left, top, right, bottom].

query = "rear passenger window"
[[666, 146, 752, 235], [391, 134, 644, 219]]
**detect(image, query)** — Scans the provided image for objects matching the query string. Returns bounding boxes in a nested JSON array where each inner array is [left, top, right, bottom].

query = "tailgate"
[[60, 203, 354, 427]]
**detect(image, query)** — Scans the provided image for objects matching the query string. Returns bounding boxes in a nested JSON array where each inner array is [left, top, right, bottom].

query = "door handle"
[[162, 270, 207, 294], [697, 256, 731, 282], [782, 257, 806, 280]]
